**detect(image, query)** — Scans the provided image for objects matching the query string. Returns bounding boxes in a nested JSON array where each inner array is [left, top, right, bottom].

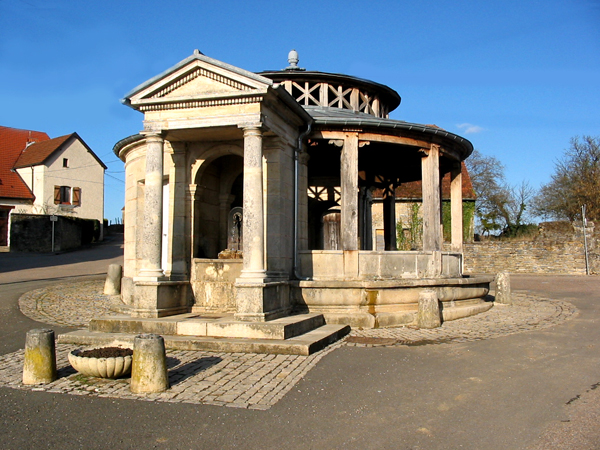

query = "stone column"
[[188, 184, 198, 257], [239, 125, 266, 280], [341, 132, 359, 251], [421, 144, 442, 252], [450, 163, 463, 252], [139, 133, 165, 278]]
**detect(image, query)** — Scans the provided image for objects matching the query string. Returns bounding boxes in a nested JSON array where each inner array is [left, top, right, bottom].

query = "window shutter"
[[73, 187, 81, 206], [54, 186, 60, 204]]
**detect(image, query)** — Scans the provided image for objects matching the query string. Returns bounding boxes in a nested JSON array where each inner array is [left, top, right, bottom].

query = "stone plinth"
[[130, 280, 190, 318]]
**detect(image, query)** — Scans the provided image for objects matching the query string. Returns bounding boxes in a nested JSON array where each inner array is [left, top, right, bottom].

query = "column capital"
[[187, 184, 198, 197], [141, 130, 164, 140], [238, 122, 263, 134], [419, 143, 441, 157]]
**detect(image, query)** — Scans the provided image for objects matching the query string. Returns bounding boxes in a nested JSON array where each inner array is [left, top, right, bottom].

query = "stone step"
[[90, 313, 326, 340], [58, 324, 350, 356]]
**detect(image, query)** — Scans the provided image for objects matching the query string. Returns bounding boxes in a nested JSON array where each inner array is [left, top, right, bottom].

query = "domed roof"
[[259, 51, 400, 119]]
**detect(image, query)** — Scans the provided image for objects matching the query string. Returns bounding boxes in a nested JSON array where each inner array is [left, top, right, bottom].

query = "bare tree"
[[466, 150, 536, 236], [534, 136, 600, 221]]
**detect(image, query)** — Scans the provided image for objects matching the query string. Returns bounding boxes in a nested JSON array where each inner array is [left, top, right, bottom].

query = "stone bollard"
[[104, 264, 122, 295], [23, 329, 57, 385], [495, 272, 512, 305], [130, 334, 169, 394], [417, 289, 442, 329]]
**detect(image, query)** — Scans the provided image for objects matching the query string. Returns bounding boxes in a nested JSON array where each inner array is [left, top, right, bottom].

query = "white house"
[[0, 126, 106, 248]]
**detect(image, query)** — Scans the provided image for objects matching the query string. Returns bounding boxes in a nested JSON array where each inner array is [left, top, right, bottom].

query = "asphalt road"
[[0, 239, 599, 449]]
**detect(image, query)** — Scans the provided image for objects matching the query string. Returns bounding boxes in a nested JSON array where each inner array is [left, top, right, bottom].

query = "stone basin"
[[68, 348, 133, 378]]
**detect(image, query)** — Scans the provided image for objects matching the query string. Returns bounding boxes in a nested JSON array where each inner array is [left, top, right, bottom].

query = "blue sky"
[[1, 0, 599, 223]]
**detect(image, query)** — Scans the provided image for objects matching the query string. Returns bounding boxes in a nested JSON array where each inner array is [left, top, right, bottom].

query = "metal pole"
[[51, 219, 55, 253], [582, 205, 589, 275]]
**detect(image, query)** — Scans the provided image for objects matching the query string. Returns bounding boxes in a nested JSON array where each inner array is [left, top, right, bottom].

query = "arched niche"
[[192, 147, 244, 259]]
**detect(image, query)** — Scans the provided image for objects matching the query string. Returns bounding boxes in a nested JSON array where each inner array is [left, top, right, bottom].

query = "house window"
[[63, 158, 69, 168], [54, 186, 70, 204], [54, 186, 80, 206]]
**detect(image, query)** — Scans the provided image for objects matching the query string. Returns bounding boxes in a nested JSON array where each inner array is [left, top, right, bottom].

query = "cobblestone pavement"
[[347, 293, 577, 347], [0, 281, 577, 410], [18, 280, 118, 328], [0, 341, 343, 410]]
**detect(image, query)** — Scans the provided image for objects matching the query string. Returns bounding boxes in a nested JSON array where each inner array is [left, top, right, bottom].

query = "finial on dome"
[[285, 49, 305, 71]]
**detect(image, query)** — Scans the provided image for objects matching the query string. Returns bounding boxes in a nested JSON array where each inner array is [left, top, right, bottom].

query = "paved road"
[[0, 240, 599, 449], [0, 233, 124, 285]]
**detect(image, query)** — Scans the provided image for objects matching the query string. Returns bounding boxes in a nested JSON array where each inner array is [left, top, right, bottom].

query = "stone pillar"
[[341, 132, 359, 251], [383, 182, 397, 251], [138, 133, 165, 278], [104, 264, 122, 295], [417, 290, 441, 329], [451, 163, 463, 252], [421, 145, 442, 252], [239, 125, 266, 280], [23, 329, 56, 385], [130, 334, 169, 394], [496, 272, 512, 305]]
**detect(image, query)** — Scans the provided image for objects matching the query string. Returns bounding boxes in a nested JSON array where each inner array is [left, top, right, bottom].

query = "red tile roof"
[[13, 133, 74, 168], [373, 162, 476, 200], [16, 132, 107, 171], [0, 126, 50, 200]]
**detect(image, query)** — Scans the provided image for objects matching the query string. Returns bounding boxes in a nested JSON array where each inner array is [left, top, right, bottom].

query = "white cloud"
[[457, 123, 484, 134]]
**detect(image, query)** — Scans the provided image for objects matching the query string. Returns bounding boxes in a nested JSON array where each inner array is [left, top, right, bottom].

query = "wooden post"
[[341, 132, 359, 251], [451, 163, 463, 252], [421, 145, 442, 252], [383, 181, 397, 251]]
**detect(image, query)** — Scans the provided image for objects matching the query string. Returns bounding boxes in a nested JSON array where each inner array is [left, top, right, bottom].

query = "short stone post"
[[104, 263, 122, 295], [495, 272, 512, 305], [130, 334, 169, 394], [417, 289, 441, 329], [23, 329, 57, 385]]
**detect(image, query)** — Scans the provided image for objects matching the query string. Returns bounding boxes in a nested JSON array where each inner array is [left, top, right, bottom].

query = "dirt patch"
[[79, 347, 133, 358]]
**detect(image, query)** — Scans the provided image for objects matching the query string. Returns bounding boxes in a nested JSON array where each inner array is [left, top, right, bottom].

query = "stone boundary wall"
[[9, 213, 100, 252], [461, 221, 599, 275]]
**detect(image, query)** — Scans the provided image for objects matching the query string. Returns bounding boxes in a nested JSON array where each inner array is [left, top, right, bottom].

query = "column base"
[[238, 269, 268, 282], [234, 281, 291, 322], [137, 268, 165, 280], [131, 280, 190, 318]]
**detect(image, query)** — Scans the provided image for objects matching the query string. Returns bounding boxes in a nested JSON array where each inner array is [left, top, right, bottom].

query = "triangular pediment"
[[125, 51, 273, 108]]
